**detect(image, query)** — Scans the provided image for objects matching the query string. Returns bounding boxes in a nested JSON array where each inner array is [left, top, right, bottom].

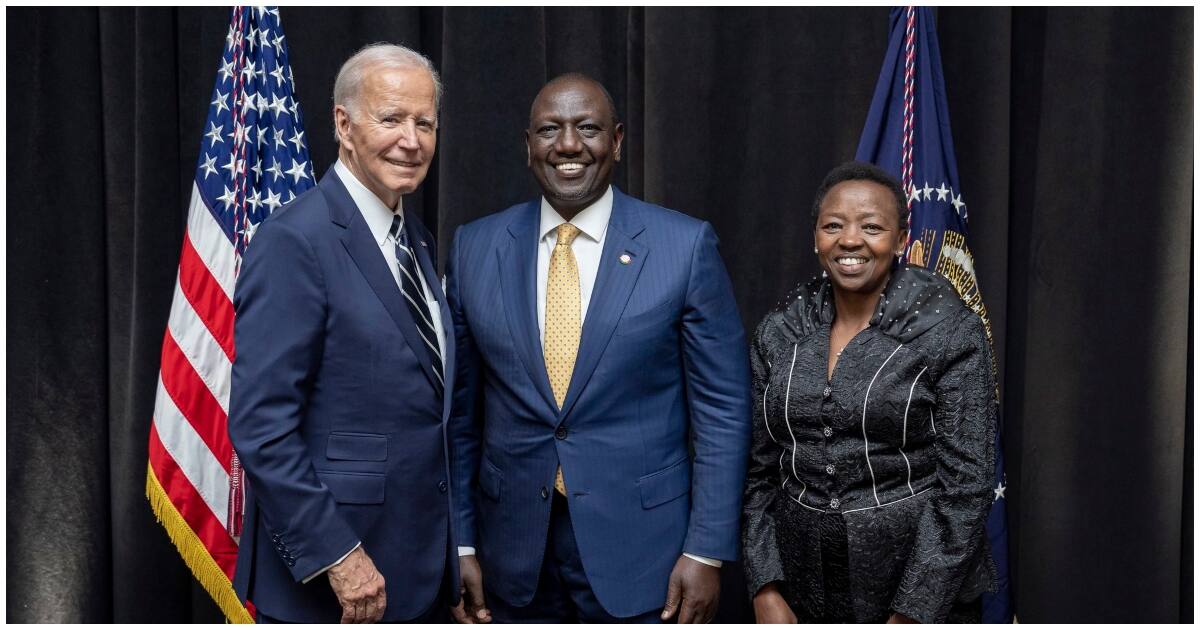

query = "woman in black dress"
[[742, 162, 996, 623]]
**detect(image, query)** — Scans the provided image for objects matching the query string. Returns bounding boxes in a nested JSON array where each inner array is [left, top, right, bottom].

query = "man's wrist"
[[458, 546, 476, 557], [683, 553, 722, 568], [302, 541, 361, 583]]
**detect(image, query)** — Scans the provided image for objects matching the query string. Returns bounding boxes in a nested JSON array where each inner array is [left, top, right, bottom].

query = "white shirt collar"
[[334, 159, 403, 247], [538, 186, 613, 244]]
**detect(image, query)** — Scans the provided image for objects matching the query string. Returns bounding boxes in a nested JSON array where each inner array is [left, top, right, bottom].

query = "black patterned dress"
[[742, 266, 997, 623]]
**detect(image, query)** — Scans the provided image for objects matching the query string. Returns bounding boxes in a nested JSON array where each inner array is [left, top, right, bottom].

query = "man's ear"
[[334, 105, 352, 149], [612, 123, 625, 162], [524, 129, 531, 168]]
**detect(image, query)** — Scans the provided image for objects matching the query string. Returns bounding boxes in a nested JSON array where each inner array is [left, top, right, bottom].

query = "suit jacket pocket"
[[316, 470, 385, 505], [327, 432, 388, 462], [479, 457, 503, 501], [637, 457, 691, 509], [615, 300, 676, 338]]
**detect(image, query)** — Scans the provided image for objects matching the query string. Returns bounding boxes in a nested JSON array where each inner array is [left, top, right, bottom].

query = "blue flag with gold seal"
[[855, 6, 1012, 623]]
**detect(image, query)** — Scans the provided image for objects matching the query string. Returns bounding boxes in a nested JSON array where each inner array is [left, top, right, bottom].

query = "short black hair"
[[811, 161, 909, 229], [535, 72, 620, 126]]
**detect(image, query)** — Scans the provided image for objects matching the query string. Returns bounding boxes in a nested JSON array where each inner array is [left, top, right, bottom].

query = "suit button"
[[823, 385, 832, 398], [438, 480, 448, 493], [823, 427, 833, 437], [540, 486, 550, 500], [830, 498, 840, 509], [554, 426, 568, 440], [825, 464, 835, 475]]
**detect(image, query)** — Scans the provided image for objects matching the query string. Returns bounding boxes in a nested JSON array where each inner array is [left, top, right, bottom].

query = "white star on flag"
[[211, 90, 229, 115], [935, 183, 950, 202], [205, 122, 224, 147], [200, 153, 218, 179], [951, 192, 966, 215], [285, 158, 310, 184], [288, 129, 306, 152]]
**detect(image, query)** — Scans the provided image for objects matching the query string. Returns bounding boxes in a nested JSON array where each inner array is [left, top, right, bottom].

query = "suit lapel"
[[498, 201, 558, 413], [323, 170, 441, 392], [558, 190, 648, 420]]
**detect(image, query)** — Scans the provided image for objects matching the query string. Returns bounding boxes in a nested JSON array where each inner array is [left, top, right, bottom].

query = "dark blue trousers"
[[487, 492, 663, 624]]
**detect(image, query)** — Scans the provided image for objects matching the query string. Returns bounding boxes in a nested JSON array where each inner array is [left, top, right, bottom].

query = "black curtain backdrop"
[[6, 7, 1192, 623]]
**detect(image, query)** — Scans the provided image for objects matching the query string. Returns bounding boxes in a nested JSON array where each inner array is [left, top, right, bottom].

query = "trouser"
[[486, 492, 662, 624]]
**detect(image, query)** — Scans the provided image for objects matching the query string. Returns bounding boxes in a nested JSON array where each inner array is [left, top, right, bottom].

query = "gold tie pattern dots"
[[545, 223, 581, 496]]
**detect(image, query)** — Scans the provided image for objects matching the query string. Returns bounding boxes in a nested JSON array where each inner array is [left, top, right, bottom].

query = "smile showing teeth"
[[835, 256, 868, 265], [555, 163, 585, 172]]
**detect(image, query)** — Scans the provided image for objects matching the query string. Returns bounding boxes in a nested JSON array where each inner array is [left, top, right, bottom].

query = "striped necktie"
[[389, 215, 443, 389]]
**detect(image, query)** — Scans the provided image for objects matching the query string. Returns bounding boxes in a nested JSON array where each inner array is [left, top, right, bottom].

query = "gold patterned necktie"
[[545, 223, 581, 496]]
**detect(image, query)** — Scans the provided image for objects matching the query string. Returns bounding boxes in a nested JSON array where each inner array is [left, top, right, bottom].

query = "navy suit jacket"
[[229, 169, 458, 622], [446, 189, 752, 617]]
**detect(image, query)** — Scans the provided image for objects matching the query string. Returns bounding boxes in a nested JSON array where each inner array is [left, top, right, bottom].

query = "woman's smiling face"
[[814, 179, 907, 296]]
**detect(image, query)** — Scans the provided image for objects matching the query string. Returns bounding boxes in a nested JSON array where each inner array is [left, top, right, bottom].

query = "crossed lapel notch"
[[323, 170, 443, 393]]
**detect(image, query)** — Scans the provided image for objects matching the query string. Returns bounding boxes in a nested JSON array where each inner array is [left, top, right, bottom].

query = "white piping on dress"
[[842, 487, 932, 513], [863, 344, 903, 507], [899, 366, 928, 496], [762, 379, 777, 445], [781, 344, 805, 500]]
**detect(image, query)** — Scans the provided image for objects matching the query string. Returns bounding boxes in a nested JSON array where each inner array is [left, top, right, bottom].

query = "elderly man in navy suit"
[[229, 44, 458, 623], [446, 74, 752, 624]]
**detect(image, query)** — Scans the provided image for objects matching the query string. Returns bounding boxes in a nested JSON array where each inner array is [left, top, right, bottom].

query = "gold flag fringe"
[[146, 463, 255, 624]]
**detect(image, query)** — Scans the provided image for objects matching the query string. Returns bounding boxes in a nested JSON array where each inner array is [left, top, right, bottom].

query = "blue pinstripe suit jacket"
[[446, 188, 752, 617]]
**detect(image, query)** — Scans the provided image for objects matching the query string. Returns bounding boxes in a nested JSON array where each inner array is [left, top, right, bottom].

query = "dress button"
[[830, 498, 840, 509], [823, 427, 833, 437], [823, 385, 832, 398], [438, 480, 448, 493], [825, 464, 835, 475], [554, 426, 568, 440], [540, 486, 550, 500]]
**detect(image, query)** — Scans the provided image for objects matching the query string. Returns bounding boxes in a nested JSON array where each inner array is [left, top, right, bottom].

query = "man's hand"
[[327, 546, 387, 623], [660, 555, 720, 623], [450, 555, 492, 623], [752, 583, 797, 624], [887, 611, 919, 623]]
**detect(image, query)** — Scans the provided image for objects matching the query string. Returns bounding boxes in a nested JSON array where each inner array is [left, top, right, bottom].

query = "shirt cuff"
[[302, 542, 361, 583], [684, 553, 722, 568], [458, 546, 476, 556]]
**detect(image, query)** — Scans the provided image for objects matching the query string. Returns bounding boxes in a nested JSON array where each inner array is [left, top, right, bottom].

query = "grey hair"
[[332, 43, 443, 144]]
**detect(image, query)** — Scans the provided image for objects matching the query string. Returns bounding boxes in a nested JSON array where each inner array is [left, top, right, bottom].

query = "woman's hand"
[[887, 611, 918, 623], [752, 583, 797, 624]]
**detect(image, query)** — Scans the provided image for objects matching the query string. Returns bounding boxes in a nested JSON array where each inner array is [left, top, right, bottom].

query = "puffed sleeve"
[[890, 310, 997, 622], [741, 316, 786, 597]]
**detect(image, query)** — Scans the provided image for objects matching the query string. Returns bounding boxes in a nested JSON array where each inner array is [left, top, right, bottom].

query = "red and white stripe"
[[901, 5, 916, 212], [148, 182, 242, 580]]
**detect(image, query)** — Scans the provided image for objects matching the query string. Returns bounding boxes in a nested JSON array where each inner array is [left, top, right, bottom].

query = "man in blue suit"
[[229, 44, 457, 623], [447, 74, 752, 623]]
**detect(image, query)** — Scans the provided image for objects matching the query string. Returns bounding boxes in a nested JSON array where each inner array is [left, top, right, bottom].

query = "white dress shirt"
[[304, 161, 447, 582], [459, 186, 719, 569]]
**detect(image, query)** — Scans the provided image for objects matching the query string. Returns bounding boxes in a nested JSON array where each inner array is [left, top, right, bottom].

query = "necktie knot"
[[556, 223, 581, 248], [389, 214, 404, 243]]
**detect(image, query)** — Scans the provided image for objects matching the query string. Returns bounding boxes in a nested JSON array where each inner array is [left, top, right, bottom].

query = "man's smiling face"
[[526, 77, 624, 217]]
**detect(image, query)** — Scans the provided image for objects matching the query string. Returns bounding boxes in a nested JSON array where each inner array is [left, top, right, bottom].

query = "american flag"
[[856, 6, 1012, 623], [146, 6, 312, 623]]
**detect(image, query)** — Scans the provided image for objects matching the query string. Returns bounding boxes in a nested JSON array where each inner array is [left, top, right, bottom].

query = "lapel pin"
[[419, 240, 427, 247], [619, 253, 632, 265]]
